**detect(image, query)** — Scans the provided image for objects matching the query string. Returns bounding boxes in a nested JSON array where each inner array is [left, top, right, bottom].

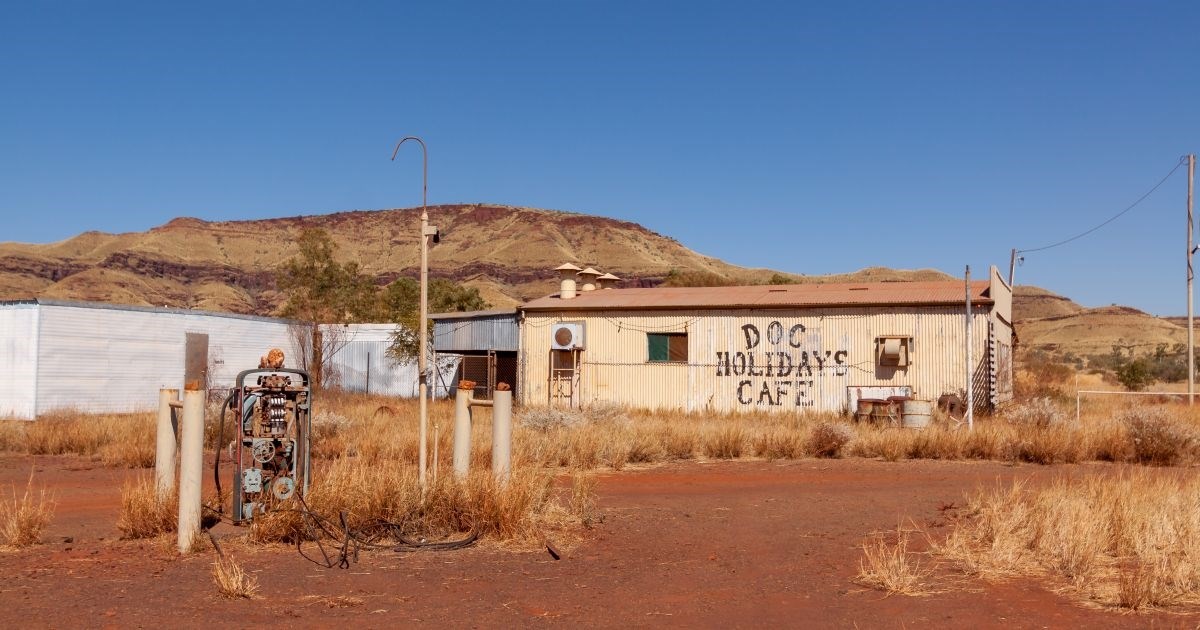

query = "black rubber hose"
[[213, 390, 235, 513]]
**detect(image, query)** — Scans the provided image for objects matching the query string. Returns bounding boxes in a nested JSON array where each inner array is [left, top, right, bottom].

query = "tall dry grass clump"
[[570, 471, 599, 528], [856, 524, 934, 596], [702, 424, 746, 459], [251, 458, 569, 547], [938, 468, 1200, 609], [0, 478, 55, 548], [0, 411, 156, 468], [213, 554, 259, 599], [209, 534, 259, 599], [117, 478, 177, 539]]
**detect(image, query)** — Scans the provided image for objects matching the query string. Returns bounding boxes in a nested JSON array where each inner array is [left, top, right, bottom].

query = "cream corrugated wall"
[[521, 305, 998, 413]]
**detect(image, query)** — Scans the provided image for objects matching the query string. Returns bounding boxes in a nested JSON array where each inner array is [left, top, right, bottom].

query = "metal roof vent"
[[555, 263, 582, 299], [578, 267, 601, 292], [598, 272, 621, 289]]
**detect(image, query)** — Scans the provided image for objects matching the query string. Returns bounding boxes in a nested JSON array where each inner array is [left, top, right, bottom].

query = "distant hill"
[[1014, 287, 1186, 359], [4, 203, 1182, 362], [0, 204, 948, 315]]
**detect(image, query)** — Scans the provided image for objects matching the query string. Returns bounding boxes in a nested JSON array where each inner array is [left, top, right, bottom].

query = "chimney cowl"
[[555, 263, 582, 299], [577, 267, 602, 292], [597, 272, 621, 289]]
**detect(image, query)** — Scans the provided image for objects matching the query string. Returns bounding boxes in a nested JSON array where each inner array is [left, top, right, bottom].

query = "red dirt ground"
[[0, 455, 1194, 628]]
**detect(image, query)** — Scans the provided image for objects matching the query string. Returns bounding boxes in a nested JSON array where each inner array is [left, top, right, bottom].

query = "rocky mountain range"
[[0, 203, 1187, 359]]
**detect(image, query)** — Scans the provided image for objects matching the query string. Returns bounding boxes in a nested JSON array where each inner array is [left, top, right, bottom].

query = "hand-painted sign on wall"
[[714, 321, 849, 407]]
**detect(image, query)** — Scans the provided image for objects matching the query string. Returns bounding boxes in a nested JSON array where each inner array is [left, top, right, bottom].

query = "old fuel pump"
[[229, 364, 312, 523]]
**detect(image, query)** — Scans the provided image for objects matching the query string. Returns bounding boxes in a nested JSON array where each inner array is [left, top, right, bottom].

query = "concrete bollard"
[[492, 389, 513, 484], [177, 388, 205, 553], [452, 388, 473, 479], [155, 389, 179, 499]]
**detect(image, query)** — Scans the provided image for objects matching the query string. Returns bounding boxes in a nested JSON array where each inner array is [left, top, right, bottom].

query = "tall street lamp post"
[[392, 136, 437, 489]]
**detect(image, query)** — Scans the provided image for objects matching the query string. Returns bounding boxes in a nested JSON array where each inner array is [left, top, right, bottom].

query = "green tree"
[[384, 277, 490, 362], [1116, 359, 1152, 392], [276, 228, 381, 389], [277, 228, 379, 323]]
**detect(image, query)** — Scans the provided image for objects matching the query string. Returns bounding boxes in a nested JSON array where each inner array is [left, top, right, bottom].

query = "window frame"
[[647, 332, 689, 363]]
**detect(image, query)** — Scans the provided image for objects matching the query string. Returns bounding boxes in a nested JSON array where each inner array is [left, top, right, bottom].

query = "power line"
[[1018, 157, 1188, 254]]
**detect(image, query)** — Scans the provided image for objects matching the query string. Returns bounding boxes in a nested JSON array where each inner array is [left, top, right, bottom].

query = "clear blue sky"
[[2, 1, 1198, 314]]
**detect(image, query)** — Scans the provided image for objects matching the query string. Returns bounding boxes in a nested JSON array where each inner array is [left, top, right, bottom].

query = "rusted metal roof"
[[428, 308, 518, 320], [521, 280, 992, 311]]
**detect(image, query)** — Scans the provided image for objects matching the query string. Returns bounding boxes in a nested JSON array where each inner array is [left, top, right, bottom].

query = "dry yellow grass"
[[212, 555, 259, 599], [856, 524, 935, 596], [6, 372, 1200, 475], [248, 456, 576, 549], [208, 534, 259, 599], [937, 468, 1200, 610], [0, 411, 156, 468], [570, 471, 599, 528], [117, 478, 177, 539], [0, 477, 55, 548]]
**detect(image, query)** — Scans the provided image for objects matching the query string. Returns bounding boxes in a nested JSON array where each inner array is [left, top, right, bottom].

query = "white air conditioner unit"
[[551, 322, 585, 350]]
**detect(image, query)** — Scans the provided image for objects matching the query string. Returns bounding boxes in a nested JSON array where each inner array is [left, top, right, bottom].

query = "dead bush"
[[1014, 356, 1074, 400], [1122, 408, 1196, 466], [1004, 397, 1068, 428], [808, 422, 853, 458]]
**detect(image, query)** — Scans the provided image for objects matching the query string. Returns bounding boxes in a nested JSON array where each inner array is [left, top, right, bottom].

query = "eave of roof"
[[520, 280, 992, 312]]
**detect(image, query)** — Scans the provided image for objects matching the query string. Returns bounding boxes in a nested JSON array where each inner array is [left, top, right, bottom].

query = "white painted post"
[[492, 389, 513, 483], [177, 388, 204, 553], [155, 389, 179, 499], [453, 387, 473, 479]]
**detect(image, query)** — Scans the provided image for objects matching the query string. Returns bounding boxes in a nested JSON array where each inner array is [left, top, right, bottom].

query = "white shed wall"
[[0, 304, 39, 419], [329, 324, 459, 398], [35, 304, 295, 415]]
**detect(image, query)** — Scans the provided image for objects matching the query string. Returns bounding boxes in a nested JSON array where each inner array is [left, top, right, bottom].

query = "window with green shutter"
[[647, 333, 688, 363]]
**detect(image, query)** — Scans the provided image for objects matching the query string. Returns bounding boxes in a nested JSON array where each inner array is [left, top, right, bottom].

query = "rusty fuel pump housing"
[[231, 367, 311, 523]]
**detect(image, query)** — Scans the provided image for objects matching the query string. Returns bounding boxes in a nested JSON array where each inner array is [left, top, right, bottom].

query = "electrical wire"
[[1018, 157, 1187, 254]]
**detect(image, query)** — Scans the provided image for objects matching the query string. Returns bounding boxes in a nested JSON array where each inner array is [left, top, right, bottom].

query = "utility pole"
[[1008, 248, 1017, 287], [965, 265, 974, 430], [1189, 154, 1196, 405]]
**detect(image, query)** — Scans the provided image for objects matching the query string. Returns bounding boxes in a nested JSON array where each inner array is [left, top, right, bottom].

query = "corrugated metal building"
[[328, 323, 458, 398], [0, 299, 457, 419], [431, 309, 520, 399], [518, 266, 1014, 414]]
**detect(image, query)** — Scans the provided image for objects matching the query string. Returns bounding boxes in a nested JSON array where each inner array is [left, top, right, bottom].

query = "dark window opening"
[[648, 333, 688, 363]]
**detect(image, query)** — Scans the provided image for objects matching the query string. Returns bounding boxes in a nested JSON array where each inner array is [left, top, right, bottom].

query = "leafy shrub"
[[1117, 360, 1153, 392]]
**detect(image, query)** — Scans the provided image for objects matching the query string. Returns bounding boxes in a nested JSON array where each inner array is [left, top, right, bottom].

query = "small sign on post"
[[184, 332, 209, 391]]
